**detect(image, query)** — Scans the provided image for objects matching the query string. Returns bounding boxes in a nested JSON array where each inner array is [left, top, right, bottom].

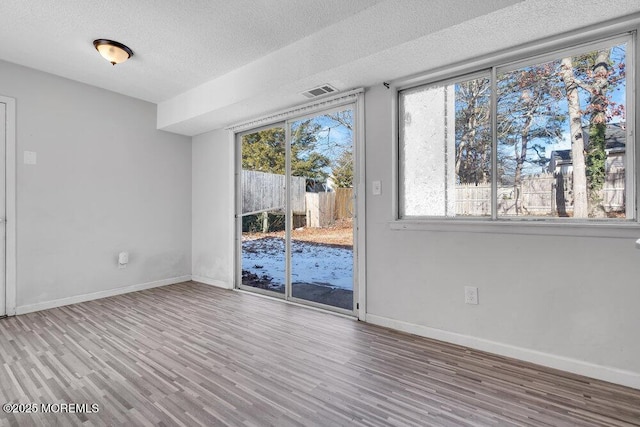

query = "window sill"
[[389, 218, 640, 239]]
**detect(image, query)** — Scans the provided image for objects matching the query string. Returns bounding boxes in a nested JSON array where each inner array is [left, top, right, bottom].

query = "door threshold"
[[233, 288, 357, 320]]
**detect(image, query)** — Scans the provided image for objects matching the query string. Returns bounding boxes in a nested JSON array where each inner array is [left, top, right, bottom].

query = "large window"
[[399, 35, 633, 221]]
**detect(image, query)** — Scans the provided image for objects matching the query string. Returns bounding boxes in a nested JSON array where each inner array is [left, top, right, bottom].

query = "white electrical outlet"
[[118, 251, 129, 269], [464, 286, 478, 305]]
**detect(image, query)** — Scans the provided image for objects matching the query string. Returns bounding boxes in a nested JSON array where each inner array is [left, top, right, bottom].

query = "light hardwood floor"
[[0, 281, 639, 426]]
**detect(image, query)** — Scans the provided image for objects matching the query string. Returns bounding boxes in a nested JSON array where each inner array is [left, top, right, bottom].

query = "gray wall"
[[364, 84, 640, 379], [0, 60, 192, 311], [191, 129, 233, 287]]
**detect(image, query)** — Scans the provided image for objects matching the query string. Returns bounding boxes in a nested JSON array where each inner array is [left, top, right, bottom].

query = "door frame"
[[235, 121, 288, 301], [283, 106, 358, 316], [0, 95, 17, 317], [232, 91, 366, 319]]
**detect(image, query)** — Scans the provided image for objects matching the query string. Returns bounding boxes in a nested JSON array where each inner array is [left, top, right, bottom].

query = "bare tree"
[[559, 48, 626, 217], [559, 57, 589, 218], [497, 64, 564, 215], [455, 79, 491, 184]]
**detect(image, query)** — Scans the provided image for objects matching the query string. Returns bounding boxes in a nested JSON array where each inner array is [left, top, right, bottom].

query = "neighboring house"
[[548, 122, 626, 175], [306, 178, 332, 193]]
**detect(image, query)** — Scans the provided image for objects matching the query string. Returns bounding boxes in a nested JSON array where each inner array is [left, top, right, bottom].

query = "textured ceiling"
[[0, 0, 384, 102], [1, 0, 640, 136]]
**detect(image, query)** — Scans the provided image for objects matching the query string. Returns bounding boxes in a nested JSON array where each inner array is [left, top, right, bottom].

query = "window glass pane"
[[240, 127, 286, 294], [497, 41, 628, 219], [290, 110, 354, 311], [399, 76, 491, 217]]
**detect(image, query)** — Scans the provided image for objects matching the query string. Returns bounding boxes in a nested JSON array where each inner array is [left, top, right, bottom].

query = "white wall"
[[364, 84, 640, 388], [191, 129, 234, 288], [0, 60, 192, 312]]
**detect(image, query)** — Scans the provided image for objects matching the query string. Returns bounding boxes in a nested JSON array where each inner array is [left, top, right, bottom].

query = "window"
[[400, 74, 492, 217], [399, 34, 633, 221]]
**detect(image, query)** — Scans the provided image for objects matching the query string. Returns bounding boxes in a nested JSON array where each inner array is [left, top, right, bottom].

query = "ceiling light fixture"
[[93, 39, 133, 65]]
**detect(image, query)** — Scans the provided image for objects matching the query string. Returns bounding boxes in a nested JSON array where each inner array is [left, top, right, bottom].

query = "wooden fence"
[[305, 192, 335, 228], [243, 170, 355, 227], [334, 188, 354, 220], [601, 172, 625, 212], [242, 170, 306, 215], [455, 172, 625, 216], [497, 174, 557, 216], [455, 185, 492, 216], [305, 188, 354, 227]]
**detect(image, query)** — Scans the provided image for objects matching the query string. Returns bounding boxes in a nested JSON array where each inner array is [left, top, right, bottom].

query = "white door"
[[0, 102, 5, 317]]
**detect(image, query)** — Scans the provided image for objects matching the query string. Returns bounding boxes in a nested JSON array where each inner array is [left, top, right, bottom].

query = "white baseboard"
[[366, 314, 640, 391], [16, 275, 192, 315], [191, 276, 233, 289]]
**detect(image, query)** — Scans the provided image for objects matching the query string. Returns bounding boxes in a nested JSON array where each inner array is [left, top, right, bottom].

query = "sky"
[[291, 109, 354, 180]]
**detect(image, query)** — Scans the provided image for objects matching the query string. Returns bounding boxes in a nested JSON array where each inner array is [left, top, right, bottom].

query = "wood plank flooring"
[[0, 281, 639, 426]]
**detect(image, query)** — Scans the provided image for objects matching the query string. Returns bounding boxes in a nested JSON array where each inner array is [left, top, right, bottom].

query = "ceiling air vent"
[[301, 84, 337, 99]]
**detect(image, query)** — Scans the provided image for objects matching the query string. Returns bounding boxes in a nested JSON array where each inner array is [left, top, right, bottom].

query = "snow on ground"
[[242, 237, 353, 290]]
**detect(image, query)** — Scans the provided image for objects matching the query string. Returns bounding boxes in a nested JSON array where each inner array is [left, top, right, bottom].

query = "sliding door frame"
[[235, 121, 287, 300], [0, 96, 17, 317], [284, 105, 356, 316], [232, 90, 366, 319]]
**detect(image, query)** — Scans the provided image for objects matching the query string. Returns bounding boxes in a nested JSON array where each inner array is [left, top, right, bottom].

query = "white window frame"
[[391, 23, 640, 239]]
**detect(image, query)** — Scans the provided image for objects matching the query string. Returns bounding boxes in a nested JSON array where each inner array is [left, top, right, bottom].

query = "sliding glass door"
[[239, 125, 287, 296], [237, 107, 356, 314], [289, 111, 354, 310]]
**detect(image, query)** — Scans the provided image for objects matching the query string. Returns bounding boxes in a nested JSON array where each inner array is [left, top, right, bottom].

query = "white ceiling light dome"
[[93, 39, 134, 66]]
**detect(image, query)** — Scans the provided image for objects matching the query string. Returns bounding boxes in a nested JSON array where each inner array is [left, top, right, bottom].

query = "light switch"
[[24, 151, 37, 165], [372, 180, 381, 195]]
